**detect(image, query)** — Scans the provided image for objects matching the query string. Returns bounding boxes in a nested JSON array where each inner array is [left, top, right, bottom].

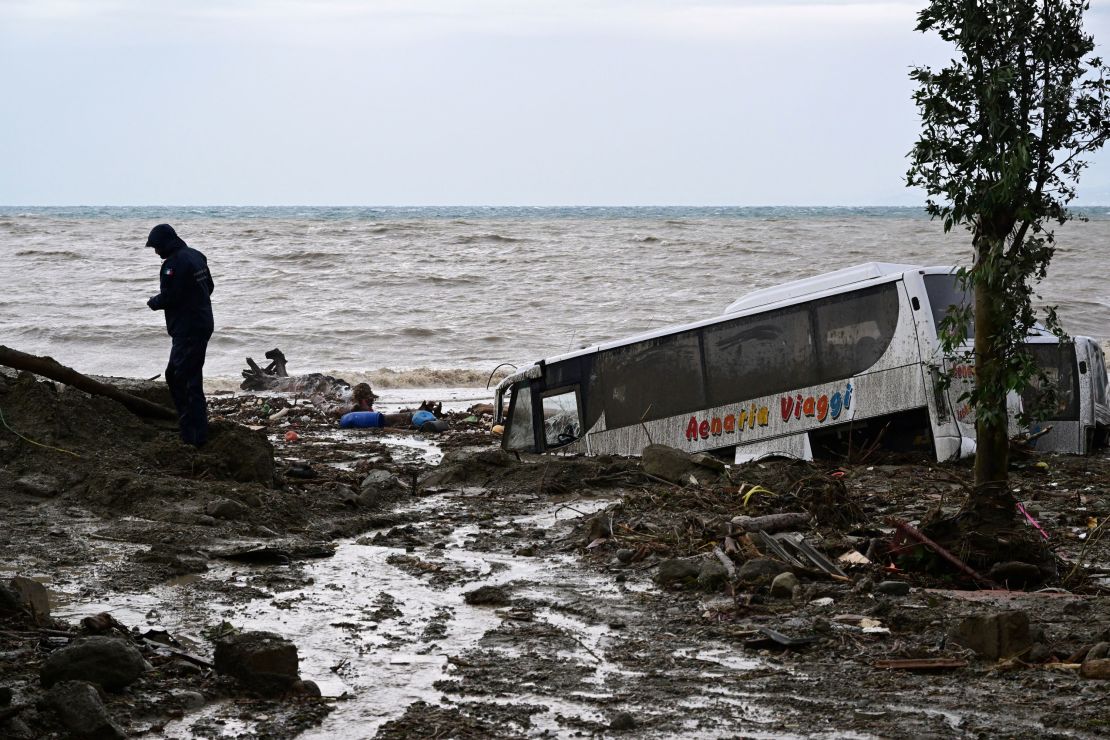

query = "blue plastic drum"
[[340, 411, 385, 428]]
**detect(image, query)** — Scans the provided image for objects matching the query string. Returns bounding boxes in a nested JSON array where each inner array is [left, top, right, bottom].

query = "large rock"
[[737, 558, 792, 584], [948, 611, 1034, 660], [41, 636, 148, 691], [9, 577, 49, 623], [641, 444, 724, 485], [770, 572, 800, 598], [697, 559, 729, 591], [45, 680, 126, 740], [655, 559, 702, 589], [205, 498, 249, 520], [214, 631, 299, 695], [14, 473, 60, 498], [987, 561, 1043, 589]]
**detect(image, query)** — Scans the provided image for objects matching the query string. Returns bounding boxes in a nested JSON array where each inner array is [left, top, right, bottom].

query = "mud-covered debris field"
[[3, 368, 1110, 738]]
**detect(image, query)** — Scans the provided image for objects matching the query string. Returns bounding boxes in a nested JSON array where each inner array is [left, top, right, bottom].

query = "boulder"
[[655, 559, 702, 589], [45, 680, 126, 740], [462, 585, 511, 606], [948, 611, 1034, 661], [987, 561, 1043, 589], [1086, 642, 1110, 661], [206, 498, 249, 521], [214, 631, 300, 695], [14, 473, 60, 498], [875, 580, 911, 597], [697, 559, 729, 591], [40, 637, 148, 691], [641, 444, 722, 485], [9, 577, 50, 622], [770, 572, 800, 598], [737, 558, 792, 584], [609, 711, 637, 731]]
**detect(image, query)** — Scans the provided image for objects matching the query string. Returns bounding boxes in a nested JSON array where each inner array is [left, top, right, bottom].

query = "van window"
[[599, 332, 705, 427], [703, 305, 818, 407], [542, 389, 582, 448], [923, 274, 973, 339], [813, 283, 899, 379], [505, 383, 535, 450]]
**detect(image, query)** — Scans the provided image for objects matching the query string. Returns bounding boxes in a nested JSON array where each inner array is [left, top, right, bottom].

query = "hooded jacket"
[[149, 242, 215, 337]]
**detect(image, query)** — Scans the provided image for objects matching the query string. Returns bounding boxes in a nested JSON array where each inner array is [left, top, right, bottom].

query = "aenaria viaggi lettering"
[[685, 383, 854, 442]]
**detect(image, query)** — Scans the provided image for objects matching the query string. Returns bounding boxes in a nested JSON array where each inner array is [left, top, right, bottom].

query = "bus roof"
[[510, 263, 960, 380], [723, 262, 919, 314]]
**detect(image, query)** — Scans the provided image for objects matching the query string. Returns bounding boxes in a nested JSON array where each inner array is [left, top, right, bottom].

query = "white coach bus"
[[495, 262, 1109, 462]]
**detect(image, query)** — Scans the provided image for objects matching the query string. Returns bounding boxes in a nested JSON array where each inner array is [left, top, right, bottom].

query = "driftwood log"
[[0, 345, 176, 421]]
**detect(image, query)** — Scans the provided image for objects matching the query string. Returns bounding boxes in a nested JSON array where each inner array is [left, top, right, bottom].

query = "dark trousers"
[[166, 334, 210, 446]]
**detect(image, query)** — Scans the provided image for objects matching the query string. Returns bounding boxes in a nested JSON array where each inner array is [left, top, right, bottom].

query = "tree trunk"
[[971, 261, 1014, 525], [0, 345, 177, 421]]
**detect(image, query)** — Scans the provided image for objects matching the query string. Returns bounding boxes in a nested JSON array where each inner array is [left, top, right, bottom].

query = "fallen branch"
[[0, 345, 175, 421], [887, 518, 996, 588]]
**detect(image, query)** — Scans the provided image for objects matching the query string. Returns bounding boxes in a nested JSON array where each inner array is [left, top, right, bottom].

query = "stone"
[[1028, 643, 1052, 663], [948, 611, 1034, 661], [609, 711, 637, 731], [214, 631, 300, 695], [875, 580, 911, 597], [360, 469, 397, 490], [462, 585, 510, 606], [697, 559, 729, 591], [41, 636, 148, 691], [1086, 642, 1110, 661], [615, 549, 636, 564], [172, 690, 207, 709], [238, 492, 263, 508], [641, 444, 721, 485], [689, 453, 726, 472], [987, 561, 1043, 589], [45, 680, 126, 740], [770, 572, 800, 598], [293, 679, 322, 697], [14, 473, 60, 498], [1080, 658, 1110, 679], [9, 577, 50, 622], [206, 498, 249, 520], [655, 559, 702, 589], [737, 558, 792, 583]]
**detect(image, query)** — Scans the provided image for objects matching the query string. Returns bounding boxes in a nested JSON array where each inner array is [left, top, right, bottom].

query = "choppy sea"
[[2, 206, 1108, 398]]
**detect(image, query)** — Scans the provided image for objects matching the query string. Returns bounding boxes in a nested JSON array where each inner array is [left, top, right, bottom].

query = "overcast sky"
[[2, 0, 1109, 206]]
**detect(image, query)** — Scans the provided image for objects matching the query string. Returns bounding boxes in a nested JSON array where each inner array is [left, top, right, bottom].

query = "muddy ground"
[[2, 368, 1110, 739]]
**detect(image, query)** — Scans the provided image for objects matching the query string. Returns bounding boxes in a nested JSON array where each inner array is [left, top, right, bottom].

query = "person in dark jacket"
[[145, 224, 215, 446]]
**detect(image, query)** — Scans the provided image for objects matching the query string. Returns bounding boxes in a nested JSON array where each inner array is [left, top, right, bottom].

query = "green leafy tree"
[[907, 0, 1110, 528]]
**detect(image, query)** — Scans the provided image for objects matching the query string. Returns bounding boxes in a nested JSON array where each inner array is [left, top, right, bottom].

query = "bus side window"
[[542, 389, 582, 448], [813, 284, 899, 379], [505, 384, 536, 451]]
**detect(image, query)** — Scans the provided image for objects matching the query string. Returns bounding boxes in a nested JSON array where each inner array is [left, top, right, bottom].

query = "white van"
[[496, 263, 1110, 461]]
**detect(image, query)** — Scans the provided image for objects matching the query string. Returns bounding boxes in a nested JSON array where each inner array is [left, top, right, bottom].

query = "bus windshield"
[[923, 273, 973, 339]]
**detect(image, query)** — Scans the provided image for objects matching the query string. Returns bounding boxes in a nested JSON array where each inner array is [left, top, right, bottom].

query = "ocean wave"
[[15, 249, 83, 259], [203, 365, 514, 394], [453, 234, 525, 244], [333, 366, 514, 388], [424, 275, 482, 285], [399, 327, 448, 337]]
